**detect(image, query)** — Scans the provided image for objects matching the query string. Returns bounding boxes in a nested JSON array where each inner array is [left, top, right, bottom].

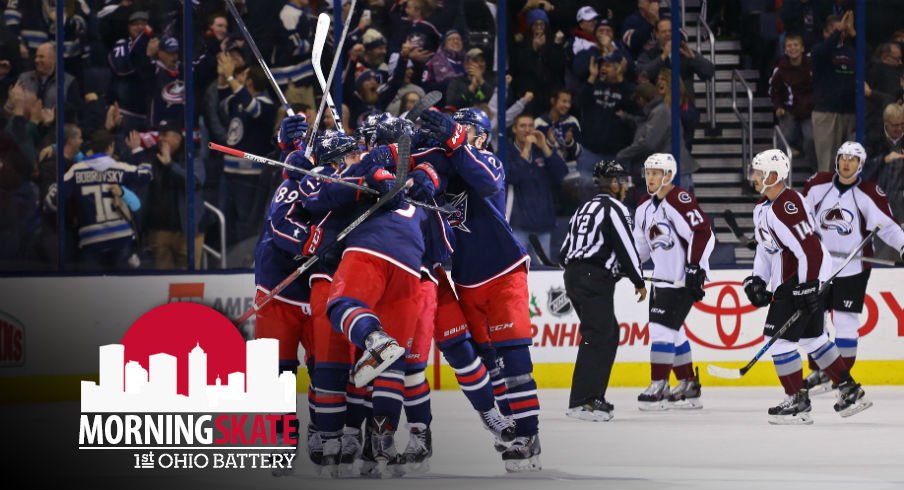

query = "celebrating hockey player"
[[744, 148, 872, 424], [801, 141, 904, 392], [632, 153, 712, 410]]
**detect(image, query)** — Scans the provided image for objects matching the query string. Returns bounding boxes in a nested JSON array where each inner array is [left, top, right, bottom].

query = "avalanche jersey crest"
[[756, 226, 782, 255], [445, 191, 470, 233], [648, 222, 675, 250], [819, 205, 854, 235]]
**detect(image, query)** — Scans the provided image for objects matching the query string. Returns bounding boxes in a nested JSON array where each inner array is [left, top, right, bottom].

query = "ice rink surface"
[[4, 387, 903, 490]]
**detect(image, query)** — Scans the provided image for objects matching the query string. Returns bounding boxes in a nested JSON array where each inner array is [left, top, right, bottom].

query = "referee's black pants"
[[563, 262, 619, 408]]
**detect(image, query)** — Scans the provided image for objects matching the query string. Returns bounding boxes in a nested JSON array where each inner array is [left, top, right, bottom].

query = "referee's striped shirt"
[[559, 193, 645, 288]]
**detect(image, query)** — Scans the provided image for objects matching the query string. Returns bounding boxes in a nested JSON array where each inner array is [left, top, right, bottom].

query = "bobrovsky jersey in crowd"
[[413, 144, 528, 288], [803, 172, 904, 278], [633, 186, 715, 288], [752, 187, 832, 289], [48, 152, 152, 248]]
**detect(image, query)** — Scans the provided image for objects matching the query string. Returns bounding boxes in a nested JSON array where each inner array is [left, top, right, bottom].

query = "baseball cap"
[[601, 50, 624, 64], [632, 82, 659, 101], [128, 10, 149, 24], [161, 36, 180, 53], [465, 47, 485, 60], [158, 118, 183, 134], [576, 6, 600, 23]]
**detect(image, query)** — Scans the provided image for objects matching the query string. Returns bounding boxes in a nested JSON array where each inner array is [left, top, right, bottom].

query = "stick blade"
[[312, 14, 330, 68], [406, 91, 442, 121], [707, 364, 742, 379]]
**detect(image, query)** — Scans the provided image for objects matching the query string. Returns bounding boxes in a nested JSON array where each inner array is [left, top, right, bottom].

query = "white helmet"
[[751, 149, 790, 194], [835, 141, 867, 175], [643, 153, 677, 194]]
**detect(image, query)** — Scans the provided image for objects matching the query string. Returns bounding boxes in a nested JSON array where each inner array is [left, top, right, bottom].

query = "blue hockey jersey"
[[298, 165, 360, 282], [220, 86, 278, 175]]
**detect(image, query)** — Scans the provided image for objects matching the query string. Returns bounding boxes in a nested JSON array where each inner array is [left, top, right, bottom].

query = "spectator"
[[144, 119, 206, 270], [486, 75, 534, 151], [386, 84, 425, 117], [3, 81, 48, 163], [35, 124, 83, 264], [446, 47, 493, 110], [621, 0, 660, 60], [512, 8, 567, 115], [271, 0, 314, 100], [348, 69, 380, 128], [17, 42, 82, 114], [577, 52, 636, 177], [780, 0, 835, 51], [571, 6, 601, 58], [535, 89, 582, 174], [636, 18, 714, 148], [217, 57, 278, 245], [505, 113, 569, 265], [866, 42, 904, 135], [392, 0, 441, 56], [0, 131, 39, 266], [863, 103, 904, 234], [573, 17, 633, 83], [0, 29, 23, 109], [147, 36, 185, 128], [769, 34, 816, 169], [615, 82, 698, 192], [422, 30, 466, 95], [108, 10, 154, 132], [812, 12, 857, 172]]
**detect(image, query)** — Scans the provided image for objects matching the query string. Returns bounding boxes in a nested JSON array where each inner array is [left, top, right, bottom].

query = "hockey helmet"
[[751, 148, 790, 193], [453, 107, 491, 137], [835, 141, 867, 175], [593, 160, 628, 179], [643, 153, 677, 181], [315, 130, 359, 166]]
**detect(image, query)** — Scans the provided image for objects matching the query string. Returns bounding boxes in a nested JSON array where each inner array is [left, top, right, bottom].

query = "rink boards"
[[1, 268, 902, 402]]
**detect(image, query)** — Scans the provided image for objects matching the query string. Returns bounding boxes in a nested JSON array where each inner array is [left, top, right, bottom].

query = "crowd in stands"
[[0, 0, 901, 271]]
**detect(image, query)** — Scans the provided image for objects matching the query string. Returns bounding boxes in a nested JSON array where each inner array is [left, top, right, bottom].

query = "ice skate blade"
[[837, 398, 873, 418], [668, 398, 703, 410], [638, 401, 670, 411], [352, 343, 405, 388], [366, 460, 404, 479], [566, 408, 613, 422], [768, 412, 813, 425], [404, 460, 430, 474], [359, 460, 377, 477], [808, 383, 833, 396], [337, 463, 357, 478], [505, 455, 542, 473], [315, 464, 339, 479]]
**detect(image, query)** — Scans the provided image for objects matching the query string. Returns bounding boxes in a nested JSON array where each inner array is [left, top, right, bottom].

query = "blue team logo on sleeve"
[[445, 191, 470, 233]]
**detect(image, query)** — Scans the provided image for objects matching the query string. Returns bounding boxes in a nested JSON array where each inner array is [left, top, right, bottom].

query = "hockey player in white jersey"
[[632, 153, 714, 410], [744, 149, 872, 424], [801, 141, 904, 392]]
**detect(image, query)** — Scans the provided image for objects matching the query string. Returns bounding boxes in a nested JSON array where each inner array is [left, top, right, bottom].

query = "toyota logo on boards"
[[685, 281, 764, 350]]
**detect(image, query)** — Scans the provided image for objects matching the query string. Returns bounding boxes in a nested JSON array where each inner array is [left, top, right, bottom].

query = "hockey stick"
[[208, 142, 453, 214], [707, 227, 879, 379], [312, 13, 344, 133], [830, 251, 902, 267], [724, 209, 757, 250], [306, 0, 357, 157], [223, 0, 293, 115], [234, 133, 411, 326]]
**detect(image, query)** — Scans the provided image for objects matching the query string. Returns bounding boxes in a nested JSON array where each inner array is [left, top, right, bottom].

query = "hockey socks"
[[443, 340, 495, 412], [772, 350, 804, 396], [672, 340, 695, 380], [403, 369, 432, 427], [372, 363, 407, 430], [478, 346, 512, 416], [311, 367, 349, 435], [498, 346, 540, 437], [345, 381, 372, 431], [327, 297, 381, 349], [650, 342, 675, 381], [810, 340, 850, 385]]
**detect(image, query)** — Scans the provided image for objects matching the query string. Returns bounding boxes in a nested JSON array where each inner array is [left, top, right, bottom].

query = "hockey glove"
[[792, 280, 821, 316], [743, 275, 772, 307], [301, 225, 323, 257], [284, 150, 314, 175], [278, 114, 309, 151], [358, 145, 397, 174], [409, 163, 439, 202], [684, 264, 706, 301], [365, 166, 403, 210], [419, 109, 466, 152]]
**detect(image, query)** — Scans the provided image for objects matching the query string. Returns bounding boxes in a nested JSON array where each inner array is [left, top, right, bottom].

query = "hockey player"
[[416, 107, 541, 472], [802, 141, 904, 392], [560, 160, 646, 421], [744, 148, 872, 424], [632, 153, 712, 410]]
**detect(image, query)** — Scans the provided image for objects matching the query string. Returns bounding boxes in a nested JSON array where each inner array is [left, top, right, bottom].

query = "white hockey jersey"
[[752, 187, 832, 290], [633, 186, 715, 288], [803, 172, 904, 277]]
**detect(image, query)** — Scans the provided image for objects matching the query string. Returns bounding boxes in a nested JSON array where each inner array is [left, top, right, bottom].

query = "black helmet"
[[315, 130, 358, 166], [593, 160, 627, 180]]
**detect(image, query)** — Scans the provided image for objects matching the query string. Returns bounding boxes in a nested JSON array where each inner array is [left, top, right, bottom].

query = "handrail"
[[731, 69, 754, 183], [680, 0, 686, 30], [203, 201, 227, 269], [773, 124, 793, 186], [696, 17, 716, 130]]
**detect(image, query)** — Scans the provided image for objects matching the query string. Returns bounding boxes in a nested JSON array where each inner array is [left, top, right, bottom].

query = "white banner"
[[1, 269, 902, 377]]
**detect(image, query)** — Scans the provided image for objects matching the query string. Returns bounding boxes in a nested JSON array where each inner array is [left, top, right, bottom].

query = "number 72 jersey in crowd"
[[752, 188, 832, 289], [632, 187, 715, 288]]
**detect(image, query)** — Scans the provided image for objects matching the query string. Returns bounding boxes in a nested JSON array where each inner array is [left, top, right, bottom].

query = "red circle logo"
[[686, 281, 763, 350]]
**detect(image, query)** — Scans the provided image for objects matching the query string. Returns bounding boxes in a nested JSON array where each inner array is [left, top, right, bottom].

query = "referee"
[[559, 160, 647, 422]]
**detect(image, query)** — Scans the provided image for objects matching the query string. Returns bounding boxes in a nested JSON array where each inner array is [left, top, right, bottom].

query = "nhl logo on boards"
[[547, 287, 573, 317]]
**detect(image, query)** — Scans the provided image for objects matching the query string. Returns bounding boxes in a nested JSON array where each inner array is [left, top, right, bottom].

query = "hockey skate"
[[768, 389, 813, 425], [316, 435, 341, 478], [352, 330, 406, 388], [359, 426, 377, 477], [502, 434, 542, 473], [566, 398, 614, 422], [271, 430, 299, 477], [338, 428, 362, 478], [365, 417, 404, 478], [638, 379, 670, 411], [307, 424, 323, 465], [400, 423, 432, 474], [668, 368, 703, 409], [834, 379, 873, 417], [479, 407, 516, 452], [804, 369, 833, 395]]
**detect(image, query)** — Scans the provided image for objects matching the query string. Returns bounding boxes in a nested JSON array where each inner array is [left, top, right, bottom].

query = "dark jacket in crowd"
[[615, 96, 699, 174], [636, 46, 715, 107], [812, 30, 856, 114], [504, 141, 569, 232], [768, 55, 815, 119], [579, 79, 636, 155]]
